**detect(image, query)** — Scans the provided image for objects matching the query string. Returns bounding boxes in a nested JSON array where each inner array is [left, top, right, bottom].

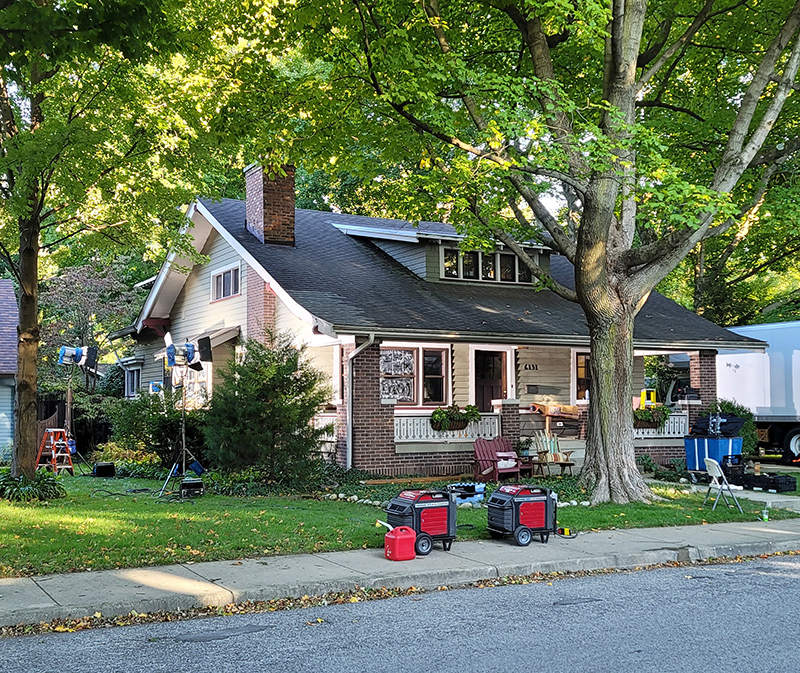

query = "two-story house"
[[122, 165, 761, 476]]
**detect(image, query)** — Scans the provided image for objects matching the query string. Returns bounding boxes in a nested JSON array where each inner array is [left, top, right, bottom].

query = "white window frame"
[[467, 344, 516, 406], [571, 348, 591, 405], [210, 262, 241, 302], [381, 341, 452, 408], [439, 246, 536, 284], [124, 367, 142, 398]]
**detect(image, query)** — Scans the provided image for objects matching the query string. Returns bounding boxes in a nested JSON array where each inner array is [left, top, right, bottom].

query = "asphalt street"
[[3, 555, 800, 673]]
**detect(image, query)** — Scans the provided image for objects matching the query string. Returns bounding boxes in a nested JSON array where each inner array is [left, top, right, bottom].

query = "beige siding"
[[517, 346, 572, 407], [452, 342, 470, 405], [169, 230, 247, 344], [139, 342, 164, 388], [306, 345, 334, 386], [633, 356, 646, 399]]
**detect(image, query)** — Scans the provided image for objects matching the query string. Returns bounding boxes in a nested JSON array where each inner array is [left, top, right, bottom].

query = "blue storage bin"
[[684, 436, 743, 471]]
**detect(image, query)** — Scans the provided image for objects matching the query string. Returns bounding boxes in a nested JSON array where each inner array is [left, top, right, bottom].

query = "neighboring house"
[[124, 165, 764, 476], [0, 279, 17, 461]]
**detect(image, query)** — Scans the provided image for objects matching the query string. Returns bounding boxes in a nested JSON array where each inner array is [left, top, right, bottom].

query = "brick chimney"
[[244, 164, 295, 245]]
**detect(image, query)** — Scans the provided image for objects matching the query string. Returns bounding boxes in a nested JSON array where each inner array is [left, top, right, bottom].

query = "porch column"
[[688, 349, 717, 429], [493, 399, 520, 447], [337, 341, 396, 471]]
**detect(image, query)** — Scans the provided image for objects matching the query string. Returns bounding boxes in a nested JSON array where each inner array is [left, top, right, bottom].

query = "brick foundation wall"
[[634, 445, 686, 466], [246, 264, 276, 341]]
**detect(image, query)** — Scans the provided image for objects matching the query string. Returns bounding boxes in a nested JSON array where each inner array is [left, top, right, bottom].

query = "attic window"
[[211, 264, 240, 302], [440, 248, 535, 284]]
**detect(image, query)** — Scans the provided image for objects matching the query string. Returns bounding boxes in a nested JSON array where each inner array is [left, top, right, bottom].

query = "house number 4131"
[[523, 363, 539, 371]]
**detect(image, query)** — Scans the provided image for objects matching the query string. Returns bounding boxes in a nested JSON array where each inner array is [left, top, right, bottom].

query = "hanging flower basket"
[[633, 406, 673, 430], [431, 418, 469, 432], [429, 404, 481, 432]]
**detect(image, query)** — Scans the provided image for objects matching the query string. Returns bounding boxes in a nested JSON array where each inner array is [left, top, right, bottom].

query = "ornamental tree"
[[237, 0, 800, 502]]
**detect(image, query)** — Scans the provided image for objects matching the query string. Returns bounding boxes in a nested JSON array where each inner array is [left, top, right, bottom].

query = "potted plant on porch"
[[430, 403, 481, 431], [633, 405, 673, 429]]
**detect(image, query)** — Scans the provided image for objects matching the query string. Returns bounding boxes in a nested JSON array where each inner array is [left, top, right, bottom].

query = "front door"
[[475, 350, 506, 412]]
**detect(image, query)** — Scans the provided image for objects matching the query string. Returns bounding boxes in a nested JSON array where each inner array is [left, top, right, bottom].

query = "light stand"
[[58, 345, 98, 475], [157, 333, 211, 498]]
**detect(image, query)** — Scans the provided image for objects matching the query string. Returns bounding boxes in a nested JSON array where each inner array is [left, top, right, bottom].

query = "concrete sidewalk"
[[4, 511, 800, 628]]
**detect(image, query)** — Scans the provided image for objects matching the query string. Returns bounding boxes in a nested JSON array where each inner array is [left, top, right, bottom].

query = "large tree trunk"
[[12, 214, 41, 479], [579, 307, 654, 504]]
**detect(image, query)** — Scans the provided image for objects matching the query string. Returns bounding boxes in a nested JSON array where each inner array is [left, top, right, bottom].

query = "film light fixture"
[[58, 345, 98, 369]]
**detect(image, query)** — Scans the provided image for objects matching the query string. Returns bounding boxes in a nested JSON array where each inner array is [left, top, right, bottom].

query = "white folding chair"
[[702, 458, 743, 513]]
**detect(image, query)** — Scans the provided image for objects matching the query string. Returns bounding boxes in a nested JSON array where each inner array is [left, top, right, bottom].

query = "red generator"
[[487, 485, 557, 546], [385, 490, 457, 555]]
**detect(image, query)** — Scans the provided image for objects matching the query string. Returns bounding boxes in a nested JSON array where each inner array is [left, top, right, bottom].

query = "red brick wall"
[[634, 445, 685, 466], [246, 264, 276, 341], [244, 165, 295, 246], [689, 349, 717, 428], [493, 400, 520, 446]]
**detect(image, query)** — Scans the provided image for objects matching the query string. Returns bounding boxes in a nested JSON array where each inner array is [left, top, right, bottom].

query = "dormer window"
[[441, 247, 536, 283]]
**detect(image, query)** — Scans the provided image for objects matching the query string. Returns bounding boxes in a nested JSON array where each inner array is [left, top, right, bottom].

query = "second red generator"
[[486, 485, 558, 546]]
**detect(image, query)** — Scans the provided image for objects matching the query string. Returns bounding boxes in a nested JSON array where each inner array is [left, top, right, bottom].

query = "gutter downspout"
[[346, 333, 375, 470]]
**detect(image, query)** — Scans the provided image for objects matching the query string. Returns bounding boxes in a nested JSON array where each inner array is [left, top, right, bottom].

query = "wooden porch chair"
[[473, 437, 521, 483], [533, 431, 576, 476]]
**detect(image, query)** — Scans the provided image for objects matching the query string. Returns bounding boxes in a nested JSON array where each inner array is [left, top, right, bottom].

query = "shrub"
[[104, 389, 206, 467], [90, 442, 166, 479], [0, 470, 67, 502], [703, 398, 758, 457], [203, 332, 331, 481]]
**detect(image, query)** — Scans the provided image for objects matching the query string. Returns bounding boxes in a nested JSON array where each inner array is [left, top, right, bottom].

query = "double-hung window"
[[380, 345, 449, 405], [124, 367, 141, 398], [211, 264, 240, 302]]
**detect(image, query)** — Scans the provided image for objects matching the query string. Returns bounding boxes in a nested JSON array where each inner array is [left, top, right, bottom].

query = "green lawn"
[[0, 474, 794, 578]]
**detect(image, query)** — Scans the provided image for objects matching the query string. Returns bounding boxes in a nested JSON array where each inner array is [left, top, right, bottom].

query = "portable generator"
[[385, 489, 457, 555], [487, 485, 558, 546]]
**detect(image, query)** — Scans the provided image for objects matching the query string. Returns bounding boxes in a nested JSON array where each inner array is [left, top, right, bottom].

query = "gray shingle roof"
[[199, 198, 760, 349], [0, 280, 18, 375]]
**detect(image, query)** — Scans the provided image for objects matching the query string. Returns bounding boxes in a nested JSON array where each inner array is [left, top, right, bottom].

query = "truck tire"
[[782, 427, 800, 464]]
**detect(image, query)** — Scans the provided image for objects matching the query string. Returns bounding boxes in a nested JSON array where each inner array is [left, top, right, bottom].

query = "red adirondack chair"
[[473, 436, 521, 483]]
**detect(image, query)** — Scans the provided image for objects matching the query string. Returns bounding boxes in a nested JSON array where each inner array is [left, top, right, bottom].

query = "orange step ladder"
[[36, 428, 74, 475]]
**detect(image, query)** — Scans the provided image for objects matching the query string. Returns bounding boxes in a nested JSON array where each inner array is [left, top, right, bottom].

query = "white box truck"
[[716, 321, 800, 462]]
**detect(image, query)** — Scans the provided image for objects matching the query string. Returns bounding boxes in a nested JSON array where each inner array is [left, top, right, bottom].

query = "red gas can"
[[384, 526, 417, 561]]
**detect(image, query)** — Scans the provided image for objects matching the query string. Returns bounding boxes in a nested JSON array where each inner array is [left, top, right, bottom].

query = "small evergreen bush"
[[203, 332, 332, 481]]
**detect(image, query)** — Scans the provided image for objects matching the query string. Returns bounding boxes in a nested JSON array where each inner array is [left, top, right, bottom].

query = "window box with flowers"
[[430, 404, 481, 431]]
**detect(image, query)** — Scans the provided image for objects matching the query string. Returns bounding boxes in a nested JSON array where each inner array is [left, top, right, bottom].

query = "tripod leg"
[[159, 462, 180, 497]]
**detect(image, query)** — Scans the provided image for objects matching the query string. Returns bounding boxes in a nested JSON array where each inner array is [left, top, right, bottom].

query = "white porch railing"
[[394, 413, 500, 443], [633, 411, 688, 439]]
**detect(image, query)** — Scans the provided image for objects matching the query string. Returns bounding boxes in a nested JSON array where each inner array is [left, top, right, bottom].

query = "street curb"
[[5, 536, 800, 628]]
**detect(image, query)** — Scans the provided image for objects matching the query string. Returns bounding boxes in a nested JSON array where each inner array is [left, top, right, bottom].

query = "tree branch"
[[636, 0, 716, 93], [468, 197, 578, 302], [635, 99, 706, 122]]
